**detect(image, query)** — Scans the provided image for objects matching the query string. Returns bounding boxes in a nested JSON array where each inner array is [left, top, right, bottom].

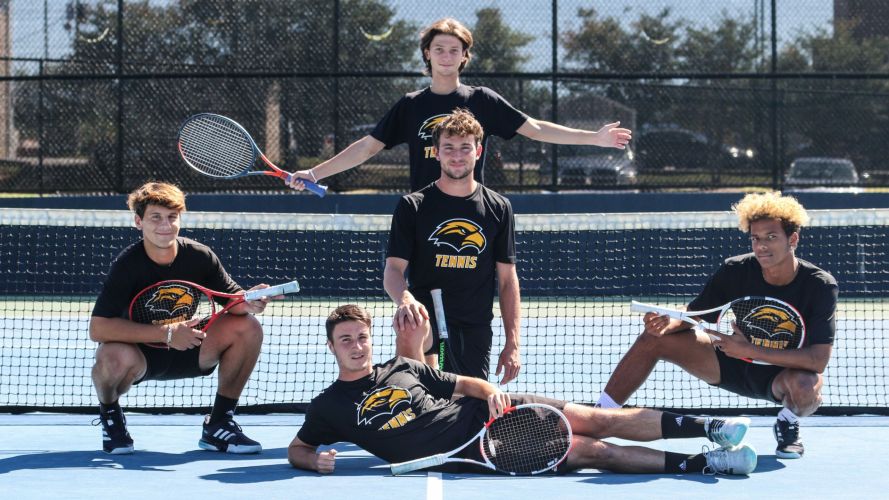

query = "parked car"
[[541, 145, 637, 187], [784, 157, 859, 187], [635, 126, 756, 172]]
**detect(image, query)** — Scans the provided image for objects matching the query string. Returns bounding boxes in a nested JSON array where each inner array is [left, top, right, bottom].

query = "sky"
[[8, 0, 835, 73]]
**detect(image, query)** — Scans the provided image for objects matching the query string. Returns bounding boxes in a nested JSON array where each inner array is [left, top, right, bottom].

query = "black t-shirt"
[[296, 357, 487, 464], [687, 254, 838, 345], [92, 237, 240, 319], [386, 183, 517, 328], [372, 85, 528, 191]]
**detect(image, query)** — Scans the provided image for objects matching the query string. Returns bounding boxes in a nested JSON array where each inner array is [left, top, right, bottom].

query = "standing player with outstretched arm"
[[288, 304, 757, 476], [288, 17, 631, 193], [596, 192, 838, 459], [383, 109, 520, 383], [90, 182, 275, 455]]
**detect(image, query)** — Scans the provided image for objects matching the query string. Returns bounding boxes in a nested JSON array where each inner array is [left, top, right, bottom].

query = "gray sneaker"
[[705, 417, 751, 448], [703, 444, 758, 475]]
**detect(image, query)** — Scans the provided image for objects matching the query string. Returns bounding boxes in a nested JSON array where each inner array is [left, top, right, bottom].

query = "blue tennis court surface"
[[1, 414, 886, 499]]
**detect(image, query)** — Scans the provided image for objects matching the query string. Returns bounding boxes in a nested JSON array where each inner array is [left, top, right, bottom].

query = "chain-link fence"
[[0, 0, 886, 194]]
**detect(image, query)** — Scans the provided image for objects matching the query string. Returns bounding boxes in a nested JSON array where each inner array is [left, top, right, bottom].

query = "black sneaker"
[[773, 418, 804, 459], [94, 407, 134, 455], [198, 415, 262, 454]]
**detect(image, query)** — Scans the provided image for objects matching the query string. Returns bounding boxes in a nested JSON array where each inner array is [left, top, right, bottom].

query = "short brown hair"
[[732, 192, 810, 235], [420, 18, 473, 75], [432, 108, 484, 148], [127, 181, 186, 218], [325, 304, 372, 342]]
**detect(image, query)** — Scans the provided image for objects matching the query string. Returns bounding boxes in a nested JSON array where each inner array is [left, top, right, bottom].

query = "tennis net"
[[0, 207, 885, 414]]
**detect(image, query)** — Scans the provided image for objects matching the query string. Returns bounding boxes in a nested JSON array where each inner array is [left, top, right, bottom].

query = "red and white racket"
[[129, 279, 300, 348]]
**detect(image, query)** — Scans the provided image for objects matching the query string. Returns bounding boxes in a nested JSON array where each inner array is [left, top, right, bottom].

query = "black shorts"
[[135, 344, 216, 384], [712, 349, 783, 403], [425, 323, 493, 379]]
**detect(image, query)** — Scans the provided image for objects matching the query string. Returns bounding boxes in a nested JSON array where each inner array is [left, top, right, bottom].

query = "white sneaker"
[[705, 417, 751, 448], [703, 444, 757, 475]]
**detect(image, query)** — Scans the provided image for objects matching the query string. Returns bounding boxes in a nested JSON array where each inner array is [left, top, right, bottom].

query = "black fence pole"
[[332, 0, 341, 156], [550, 0, 558, 190], [114, 0, 125, 192], [770, 0, 779, 190], [38, 60, 44, 196]]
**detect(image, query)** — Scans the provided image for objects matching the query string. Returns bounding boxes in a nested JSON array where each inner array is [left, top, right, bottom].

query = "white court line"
[[426, 471, 443, 500]]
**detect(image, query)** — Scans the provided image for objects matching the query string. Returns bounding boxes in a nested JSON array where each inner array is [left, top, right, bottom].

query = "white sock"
[[596, 392, 621, 409], [778, 407, 800, 424]]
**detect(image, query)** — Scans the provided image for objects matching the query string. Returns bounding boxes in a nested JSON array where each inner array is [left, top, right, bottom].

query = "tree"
[[462, 7, 535, 186], [776, 20, 889, 175], [13, 0, 418, 192]]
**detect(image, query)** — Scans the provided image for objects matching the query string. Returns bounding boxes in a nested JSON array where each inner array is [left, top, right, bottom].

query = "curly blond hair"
[[732, 192, 810, 235]]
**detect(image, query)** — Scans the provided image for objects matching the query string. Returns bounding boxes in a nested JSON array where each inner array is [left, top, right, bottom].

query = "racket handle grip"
[[630, 301, 698, 326], [430, 289, 449, 339], [284, 173, 328, 198], [244, 280, 300, 300], [390, 454, 446, 475], [630, 300, 662, 314]]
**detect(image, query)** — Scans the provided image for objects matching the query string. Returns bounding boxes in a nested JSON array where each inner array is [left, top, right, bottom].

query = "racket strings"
[[130, 283, 213, 326], [719, 298, 804, 349], [179, 116, 255, 177], [483, 407, 571, 474]]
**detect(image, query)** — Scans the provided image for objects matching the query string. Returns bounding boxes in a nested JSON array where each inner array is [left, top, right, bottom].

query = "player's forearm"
[[89, 316, 168, 345], [518, 118, 598, 145], [455, 375, 499, 400], [745, 344, 831, 372], [310, 135, 384, 181], [498, 278, 521, 348], [383, 265, 413, 306]]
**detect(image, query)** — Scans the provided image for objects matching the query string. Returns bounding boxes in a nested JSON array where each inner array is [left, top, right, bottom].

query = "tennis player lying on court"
[[596, 192, 838, 459], [288, 304, 757, 476], [90, 181, 273, 455]]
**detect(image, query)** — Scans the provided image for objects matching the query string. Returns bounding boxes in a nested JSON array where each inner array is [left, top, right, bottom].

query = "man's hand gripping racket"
[[630, 296, 806, 364], [177, 113, 327, 197], [129, 279, 300, 349]]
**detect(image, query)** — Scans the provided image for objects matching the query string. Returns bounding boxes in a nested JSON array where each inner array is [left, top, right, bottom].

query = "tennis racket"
[[129, 279, 300, 348], [430, 289, 450, 371], [630, 296, 806, 364], [390, 403, 572, 476], [177, 113, 327, 197]]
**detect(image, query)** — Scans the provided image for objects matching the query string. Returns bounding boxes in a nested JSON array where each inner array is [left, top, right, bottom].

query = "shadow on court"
[[0, 448, 282, 475], [202, 454, 388, 483], [0, 442, 386, 483]]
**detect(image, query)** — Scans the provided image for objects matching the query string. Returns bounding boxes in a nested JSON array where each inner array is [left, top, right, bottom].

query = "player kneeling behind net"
[[597, 192, 837, 460], [288, 305, 757, 476], [90, 181, 283, 455]]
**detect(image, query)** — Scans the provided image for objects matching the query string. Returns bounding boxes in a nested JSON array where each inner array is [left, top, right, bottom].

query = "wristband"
[[166, 325, 174, 345], [308, 169, 318, 182]]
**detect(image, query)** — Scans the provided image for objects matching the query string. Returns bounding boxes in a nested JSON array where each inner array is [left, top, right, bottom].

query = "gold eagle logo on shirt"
[[417, 114, 450, 140], [144, 284, 198, 318], [739, 304, 802, 349], [428, 219, 486, 254], [357, 386, 415, 430]]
